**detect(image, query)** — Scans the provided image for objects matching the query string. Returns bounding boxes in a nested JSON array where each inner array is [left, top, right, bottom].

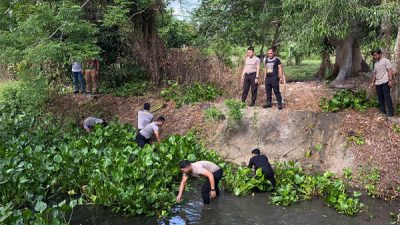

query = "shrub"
[[224, 99, 246, 124], [319, 90, 378, 112], [203, 106, 225, 121]]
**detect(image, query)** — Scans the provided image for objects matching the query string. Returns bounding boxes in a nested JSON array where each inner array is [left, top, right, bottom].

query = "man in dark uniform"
[[263, 48, 284, 109], [248, 149, 276, 189]]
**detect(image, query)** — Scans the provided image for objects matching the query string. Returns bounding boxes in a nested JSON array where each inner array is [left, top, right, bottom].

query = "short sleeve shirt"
[[244, 56, 260, 74], [374, 58, 392, 85], [138, 110, 154, 130], [265, 57, 281, 78], [139, 122, 159, 139], [184, 161, 220, 178]]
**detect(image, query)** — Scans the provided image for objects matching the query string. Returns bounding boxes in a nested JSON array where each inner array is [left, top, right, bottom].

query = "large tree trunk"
[[333, 37, 353, 83], [380, 0, 392, 59], [332, 37, 362, 83], [315, 48, 331, 80], [392, 16, 400, 105]]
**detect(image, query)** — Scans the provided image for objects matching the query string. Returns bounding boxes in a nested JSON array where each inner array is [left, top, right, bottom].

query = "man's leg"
[[249, 74, 257, 105], [241, 75, 251, 102], [78, 72, 86, 93], [263, 81, 273, 107], [213, 169, 223, 196], [72, 72, 79, 93], [91, 70, 98, 94], [382, 82, 394, 116], [272, 82, 283, 109], [376, 84, 386, 114], [136, 133, 146, 148], [201, 179, 211, 204], [85, 70, 92, 93]]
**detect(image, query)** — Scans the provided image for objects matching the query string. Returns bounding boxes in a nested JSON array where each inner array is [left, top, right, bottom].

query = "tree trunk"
[[315, 49, 331, 80], [333, 37, 354, 83], [380, 0, 392, 59], [392, 16, 400, 105], [351, 40, 362, 76]]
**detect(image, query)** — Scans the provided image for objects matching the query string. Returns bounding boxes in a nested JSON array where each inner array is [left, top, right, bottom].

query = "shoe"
[[249, 101, 255, 107], [262, 104, 272, 108], [73, 91, 79, 94], [278, 105, 283, 110]]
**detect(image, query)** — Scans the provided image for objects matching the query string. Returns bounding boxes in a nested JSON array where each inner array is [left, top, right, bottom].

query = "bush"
[[203, 106, 225, 121], [161, 81, 222, 108], [319, 90, 378, 112], [224, 99, 246, 124]]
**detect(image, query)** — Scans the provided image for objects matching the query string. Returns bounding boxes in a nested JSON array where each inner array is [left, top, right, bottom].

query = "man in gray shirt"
[[81, 116, 108, 132], [371, 49, 394, 117], [137, 103, 154, 131], [241, 46, 260, 107], [176, 160, 223, 204], [136, 116, 165, 147]]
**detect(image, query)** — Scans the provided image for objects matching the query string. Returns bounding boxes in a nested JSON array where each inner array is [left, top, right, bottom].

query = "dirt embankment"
[[49, 81, 400, 199]]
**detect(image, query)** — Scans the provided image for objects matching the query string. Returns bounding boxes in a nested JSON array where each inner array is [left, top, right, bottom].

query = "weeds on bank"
[[224, 99, 246, 125], [319, 90, 378, 112], [346, 131, 365, 147], [357, 166, 380, 197], [161, 81, 221, 108], [204, 106, 225, 121], [393, 124, 400, 133]]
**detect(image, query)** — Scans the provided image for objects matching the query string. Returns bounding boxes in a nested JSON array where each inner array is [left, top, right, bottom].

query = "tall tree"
[[281, 0, 398, 83]]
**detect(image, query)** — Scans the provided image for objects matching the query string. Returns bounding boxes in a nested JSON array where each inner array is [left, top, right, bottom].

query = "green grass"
[[282, 60, 320, 82], [0, 80, 22, 101]]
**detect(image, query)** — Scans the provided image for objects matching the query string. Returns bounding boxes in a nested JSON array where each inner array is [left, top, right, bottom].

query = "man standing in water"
[[263, 48, 284, 109], [371, 49, 394, 117], [176, 160, 223, 204], [241, 47, 260, 107], [248, 149, 276, 189]]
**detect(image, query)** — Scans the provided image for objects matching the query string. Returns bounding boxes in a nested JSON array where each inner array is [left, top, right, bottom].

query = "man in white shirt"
[[137, 103, 154, 131], [135, 116, 165, 147], [176, 160, 223, 204], [241, 47, 260, 107], [371, 49, 394, 117]]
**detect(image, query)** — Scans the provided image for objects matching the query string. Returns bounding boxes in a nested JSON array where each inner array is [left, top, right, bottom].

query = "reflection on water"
[[71, 187, 399, 225]]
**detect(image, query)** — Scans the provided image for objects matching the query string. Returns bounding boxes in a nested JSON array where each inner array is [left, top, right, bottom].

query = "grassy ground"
[[282, 59, 320, 82], [0, 80, 21, 101]]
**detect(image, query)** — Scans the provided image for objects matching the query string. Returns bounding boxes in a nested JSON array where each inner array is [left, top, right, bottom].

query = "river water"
[[70, 182, 399, 225]]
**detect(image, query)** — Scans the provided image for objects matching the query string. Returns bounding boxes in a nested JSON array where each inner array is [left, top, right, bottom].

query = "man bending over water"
[[177, 160, 223, 204], [248, 149, 276, 189]]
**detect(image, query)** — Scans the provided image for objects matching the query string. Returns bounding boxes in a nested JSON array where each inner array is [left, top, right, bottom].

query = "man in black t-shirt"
[[263, 48, 284, 109], [248, 149, 276, 188]]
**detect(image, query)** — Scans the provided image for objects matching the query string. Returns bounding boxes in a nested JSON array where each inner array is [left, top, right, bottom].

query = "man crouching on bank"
[[176, 160, 223, 204]]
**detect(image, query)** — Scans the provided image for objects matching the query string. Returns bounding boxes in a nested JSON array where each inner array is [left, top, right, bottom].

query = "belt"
[[245, 72, 256, 75]]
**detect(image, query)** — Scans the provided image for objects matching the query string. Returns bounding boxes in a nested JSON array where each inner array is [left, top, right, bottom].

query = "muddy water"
[[71, 183, 399, 225]]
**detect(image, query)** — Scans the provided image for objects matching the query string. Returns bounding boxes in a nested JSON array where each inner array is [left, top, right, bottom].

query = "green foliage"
[[223, 167, 271, 196], [319, 90, 378, 112], [271, 162, 364, 215], [224, 99, 246, 124], [346, 132, 365, 147], [158, 9, 197, 48], [203, 106, 225, 121], [161, 81, 221, 108], [392, 124, 400, 133], [358, 166, 380, 198], [283, 59, 321, 82], [343, 168, 353, 181]]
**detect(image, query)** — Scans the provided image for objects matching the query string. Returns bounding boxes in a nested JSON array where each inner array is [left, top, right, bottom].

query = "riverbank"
[[48, 81, 400, 201]]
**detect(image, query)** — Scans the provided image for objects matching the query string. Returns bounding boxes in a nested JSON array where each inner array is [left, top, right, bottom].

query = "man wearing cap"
[[176, 160, 223, 204], [248, 149, 275, 189]]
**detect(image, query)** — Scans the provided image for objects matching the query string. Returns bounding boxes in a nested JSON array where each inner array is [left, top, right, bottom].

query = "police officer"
[[263, 48, 284, 109]]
